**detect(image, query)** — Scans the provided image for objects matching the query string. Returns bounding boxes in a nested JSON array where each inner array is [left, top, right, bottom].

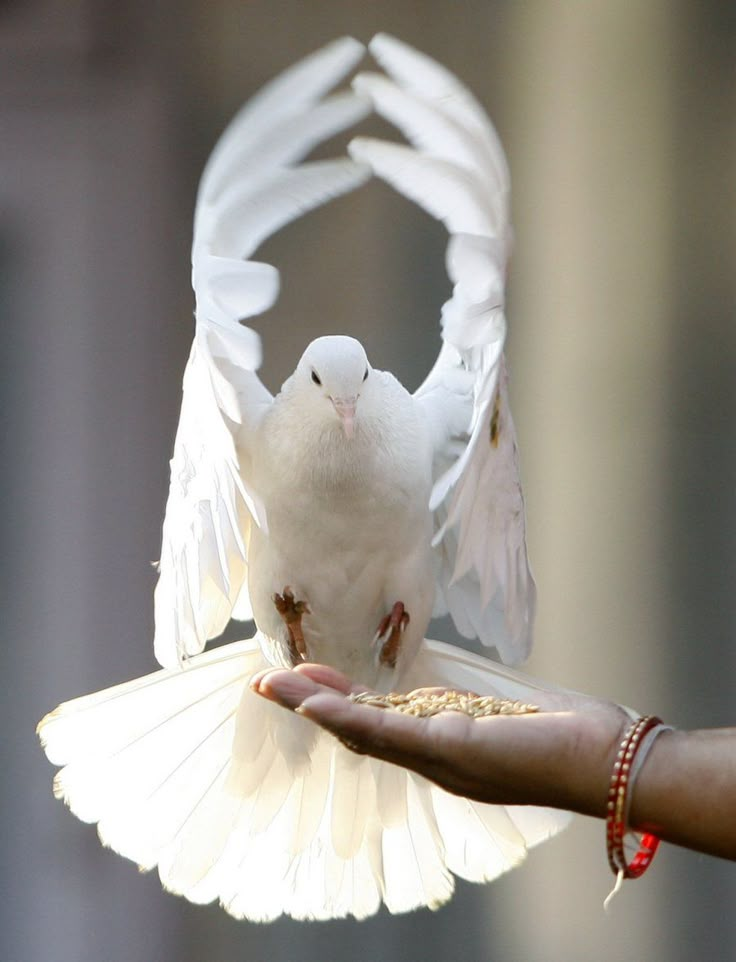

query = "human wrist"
[[557, 708, 633, 819], [626, 726, 680, 835]]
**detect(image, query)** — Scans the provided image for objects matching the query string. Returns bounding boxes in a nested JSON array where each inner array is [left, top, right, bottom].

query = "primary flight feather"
[[38, 35, 566, 921]]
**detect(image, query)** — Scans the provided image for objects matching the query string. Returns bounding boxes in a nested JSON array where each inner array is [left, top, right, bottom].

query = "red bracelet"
[[606, 714, 666, 880]]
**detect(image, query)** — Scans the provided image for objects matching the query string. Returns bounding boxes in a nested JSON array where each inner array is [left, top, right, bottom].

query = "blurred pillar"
[[663, 5, 736, 958], [0, 4, 192, 960], [491, 2, 677, 959]]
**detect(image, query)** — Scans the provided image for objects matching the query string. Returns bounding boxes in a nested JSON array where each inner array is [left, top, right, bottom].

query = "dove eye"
[[311, 370, 322, 386], [363, 368, 369, 381]]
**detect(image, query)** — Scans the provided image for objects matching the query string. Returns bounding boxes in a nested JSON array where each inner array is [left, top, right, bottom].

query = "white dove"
[[38, 35, 570, 922]]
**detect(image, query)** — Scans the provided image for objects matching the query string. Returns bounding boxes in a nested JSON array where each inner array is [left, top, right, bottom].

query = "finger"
[[251, 668, 322, 708], [293, 662, 370, 695], [249, 666, 281, 690]]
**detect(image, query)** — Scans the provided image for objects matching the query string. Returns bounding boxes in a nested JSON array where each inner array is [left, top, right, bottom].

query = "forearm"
[[538, 718, 736, 861], [507, 717, 736, 862], [626, 727, 736, 859]]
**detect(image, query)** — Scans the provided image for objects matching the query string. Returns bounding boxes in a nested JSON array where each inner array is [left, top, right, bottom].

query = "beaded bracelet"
[[605, 714, 670, 905]]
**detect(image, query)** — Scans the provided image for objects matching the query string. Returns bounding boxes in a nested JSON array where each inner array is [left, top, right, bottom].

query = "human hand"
[[251, 663, 630, 818]]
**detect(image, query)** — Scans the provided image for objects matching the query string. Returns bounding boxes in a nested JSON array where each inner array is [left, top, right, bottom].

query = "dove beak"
[[331, 396, 357, 438]]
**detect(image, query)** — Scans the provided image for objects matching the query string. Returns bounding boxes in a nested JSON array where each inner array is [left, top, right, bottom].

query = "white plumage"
[[38, 34, 568, 921]]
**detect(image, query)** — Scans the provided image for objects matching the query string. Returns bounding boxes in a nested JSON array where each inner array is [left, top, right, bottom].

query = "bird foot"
[[373, 601, 410, 669], [273, 586, 311, 665]]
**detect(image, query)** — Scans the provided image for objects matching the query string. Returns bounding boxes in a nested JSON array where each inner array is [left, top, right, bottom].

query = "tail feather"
[[380, 775, 454, 913], [506, 804, 570, 849], [48, 661, 249, 827], [39, 640, 255, 767], [284, 740, 332, 853], [331, 746, 376, 859], [408, 637, 559, 701], [219, 833, 294, 921], [282, 832, 381, 921], [39, 634, 570, 921], [430, 788, 526, 881], [99, 719, 236, 870], [156, 766, 241, 899], [317, 838, 379, 921], [374, 755, 408, 829]]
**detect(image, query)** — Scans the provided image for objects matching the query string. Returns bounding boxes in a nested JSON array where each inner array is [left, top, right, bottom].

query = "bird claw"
[[373, 601, 409, 669], [273, 586, 311, 665]]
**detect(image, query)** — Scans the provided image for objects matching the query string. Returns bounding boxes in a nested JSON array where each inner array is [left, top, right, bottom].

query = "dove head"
[[296, 335, 371, 439]]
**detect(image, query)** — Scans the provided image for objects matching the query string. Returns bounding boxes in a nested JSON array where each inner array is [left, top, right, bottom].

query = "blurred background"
[[3, 1, 735, 960]]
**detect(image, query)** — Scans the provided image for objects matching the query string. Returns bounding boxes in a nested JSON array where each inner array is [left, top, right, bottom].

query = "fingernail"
[[249, 668, 271, 692]]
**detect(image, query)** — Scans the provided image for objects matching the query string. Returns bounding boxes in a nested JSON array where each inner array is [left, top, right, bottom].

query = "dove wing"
[[154, 38, 371, 668], [351, 34, 535, 665]]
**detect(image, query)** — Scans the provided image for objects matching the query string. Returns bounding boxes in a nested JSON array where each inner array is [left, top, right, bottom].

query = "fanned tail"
[[39, 635, 569, 921]]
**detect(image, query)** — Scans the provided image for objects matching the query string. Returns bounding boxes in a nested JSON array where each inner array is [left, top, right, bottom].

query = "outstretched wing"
[[155, 38, 371, 668], [350, 35, 535, 665]]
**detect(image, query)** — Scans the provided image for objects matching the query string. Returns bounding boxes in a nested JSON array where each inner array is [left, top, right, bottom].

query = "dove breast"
[[246, 364, 437, 687]]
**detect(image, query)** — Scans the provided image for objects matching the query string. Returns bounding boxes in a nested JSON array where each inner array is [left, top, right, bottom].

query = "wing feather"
[[349, 138, 495, 236], [368, 32, 509, 190], [199, 37, 366, 203], [354, 35, 534, 664], [155, 40, 371, 667]]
